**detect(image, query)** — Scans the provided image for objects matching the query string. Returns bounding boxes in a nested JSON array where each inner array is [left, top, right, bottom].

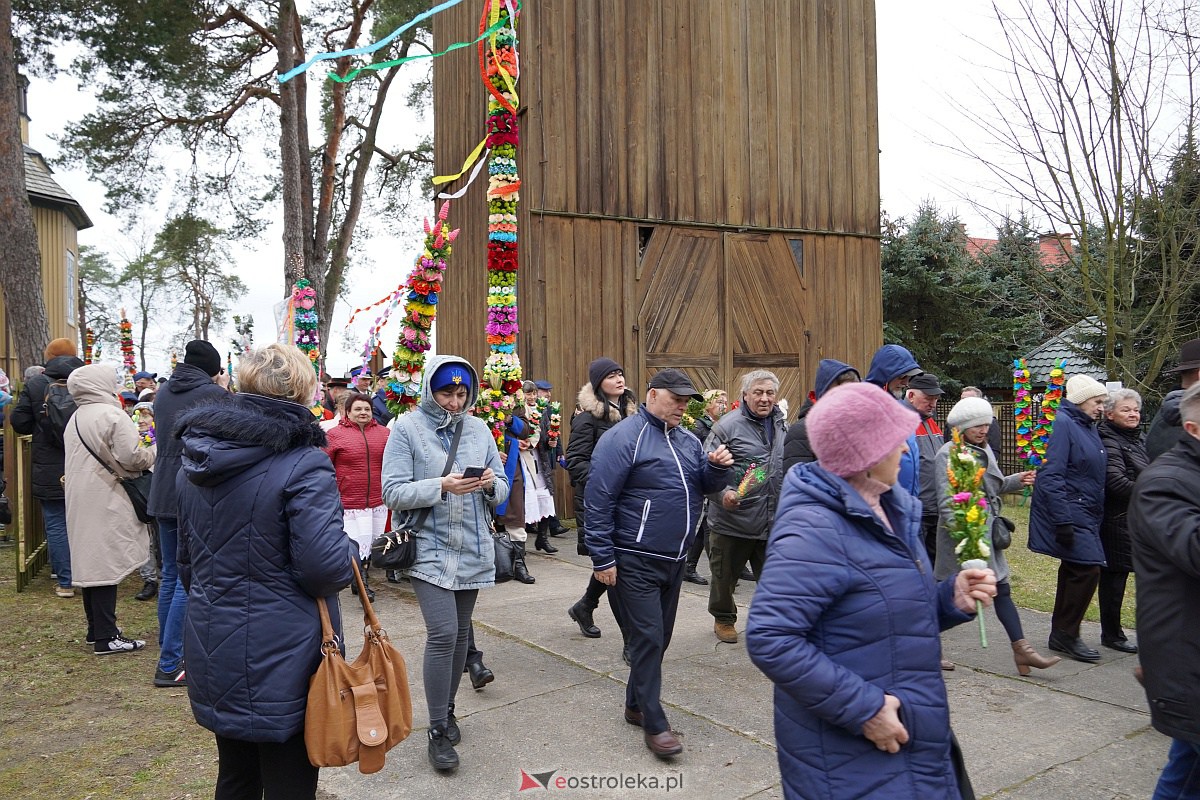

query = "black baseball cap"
[[907, 372, 945, 395], [648, 368, 703, 401]]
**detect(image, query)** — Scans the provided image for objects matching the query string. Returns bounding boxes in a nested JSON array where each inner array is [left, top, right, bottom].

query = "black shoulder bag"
[[371, 420, 464, 570], [74, 417, 155, 524]]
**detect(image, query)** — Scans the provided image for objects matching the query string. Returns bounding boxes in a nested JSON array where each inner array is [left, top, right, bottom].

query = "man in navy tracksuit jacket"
[[585, 368, 733, 758]]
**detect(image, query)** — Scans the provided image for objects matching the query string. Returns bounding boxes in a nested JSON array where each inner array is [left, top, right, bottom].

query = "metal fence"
[[931, 400, 1041, 477]]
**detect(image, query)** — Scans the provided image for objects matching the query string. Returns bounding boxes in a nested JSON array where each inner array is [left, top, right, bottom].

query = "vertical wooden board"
[[534, 0, 564, 211], [721, 0, 749, 225], [772, 0, 797, 228], [862, 0, 881, 235], [799, 2, 821, 229], [644, 2, 666, 220], [574, 3, 600, 213], [846, 0, 869, 231], [623, 3, 650, 218], [828, 1, 853, 232], [659, 0, 685, 221], [600, 220, 626, 366], [598, 6, 623, 216], [691, 3, 717, 222], [745, 0, 773, 227]]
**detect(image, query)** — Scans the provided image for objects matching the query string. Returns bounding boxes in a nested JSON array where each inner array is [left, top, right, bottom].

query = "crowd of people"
[[6, 333, 1200, 800]]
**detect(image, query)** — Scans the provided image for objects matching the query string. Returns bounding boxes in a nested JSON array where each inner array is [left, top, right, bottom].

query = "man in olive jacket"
[[1128, 381, 1200, 797], [704, 370, 787, 644]]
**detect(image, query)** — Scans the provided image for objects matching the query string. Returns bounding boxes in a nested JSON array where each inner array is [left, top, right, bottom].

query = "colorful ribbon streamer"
[[329, 13, 514, 84], [278, 0, 465, 84]]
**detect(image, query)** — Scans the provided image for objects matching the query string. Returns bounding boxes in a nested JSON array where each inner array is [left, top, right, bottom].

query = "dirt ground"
[[0, 552, 217, 799]]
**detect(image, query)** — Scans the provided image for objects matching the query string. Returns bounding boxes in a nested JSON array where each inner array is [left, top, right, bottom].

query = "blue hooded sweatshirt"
[[864, 344, 921, 388]]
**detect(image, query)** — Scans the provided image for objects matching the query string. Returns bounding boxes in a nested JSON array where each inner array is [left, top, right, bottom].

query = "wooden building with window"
[[0, 77, 92, 380], [432, 0, 881, 412]]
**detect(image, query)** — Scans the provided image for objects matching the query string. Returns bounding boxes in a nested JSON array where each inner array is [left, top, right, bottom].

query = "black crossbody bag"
[[74, 417, 155, 524], [371, 421, 464, 570]]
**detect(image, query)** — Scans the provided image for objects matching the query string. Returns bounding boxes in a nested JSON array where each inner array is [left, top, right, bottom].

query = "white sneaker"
[[94, 635, 146, 655]]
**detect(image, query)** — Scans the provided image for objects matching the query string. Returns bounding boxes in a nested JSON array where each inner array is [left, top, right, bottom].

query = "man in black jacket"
[[1145, 338, 1200, 461], [147, 340, 231, 688], [1128, 381, 1200, 797], [10, 338, 84, 598]]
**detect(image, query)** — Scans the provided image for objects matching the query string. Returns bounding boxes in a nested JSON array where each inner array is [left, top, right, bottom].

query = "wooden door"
[[635, 227, 810, 409]]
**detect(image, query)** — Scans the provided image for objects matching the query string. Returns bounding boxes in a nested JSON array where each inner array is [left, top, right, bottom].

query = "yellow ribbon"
[[432, 136, 489, 185]]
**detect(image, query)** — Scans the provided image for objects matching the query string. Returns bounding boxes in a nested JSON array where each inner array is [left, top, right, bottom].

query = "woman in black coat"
[[564, 357, 637, 642], [176, 343, 355, 800], [1097, 388, 1149, 653]]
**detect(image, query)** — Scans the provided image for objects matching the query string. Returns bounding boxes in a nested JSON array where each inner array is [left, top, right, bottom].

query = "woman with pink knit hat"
[[746, 382, 996, 800]]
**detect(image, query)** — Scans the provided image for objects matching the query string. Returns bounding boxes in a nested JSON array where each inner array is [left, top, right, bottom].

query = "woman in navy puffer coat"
[[176, 344, 355, 799], [1027, 375, 1109, 662], [747, 383, 995, 800]]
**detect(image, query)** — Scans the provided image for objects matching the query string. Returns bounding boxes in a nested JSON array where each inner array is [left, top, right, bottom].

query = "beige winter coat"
[[64, 363, 156, 587]]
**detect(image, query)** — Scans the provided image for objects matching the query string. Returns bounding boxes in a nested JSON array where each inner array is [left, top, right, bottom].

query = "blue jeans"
[[1155, 738, 1200, 800], [41, 499, 71, 587], [156, 517, 188, 672]]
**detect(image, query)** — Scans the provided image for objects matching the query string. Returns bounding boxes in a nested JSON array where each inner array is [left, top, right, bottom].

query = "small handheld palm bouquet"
[[945, 429, 990, 647], [735, 461, 769, 498]]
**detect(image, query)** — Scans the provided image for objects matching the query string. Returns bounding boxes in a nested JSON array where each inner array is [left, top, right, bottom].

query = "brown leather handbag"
[[305, 559, 412, 774]]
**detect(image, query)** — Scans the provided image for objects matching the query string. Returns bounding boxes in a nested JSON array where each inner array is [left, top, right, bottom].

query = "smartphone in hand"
[[462, 466, 486, 479]]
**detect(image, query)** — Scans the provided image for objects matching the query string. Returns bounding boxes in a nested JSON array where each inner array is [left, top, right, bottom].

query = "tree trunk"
[[0, 0, 51, 369], [276, 0, 308, 291]]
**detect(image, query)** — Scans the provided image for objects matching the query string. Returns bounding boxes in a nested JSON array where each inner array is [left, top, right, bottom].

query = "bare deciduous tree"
[[957, 0, 1200, 392]]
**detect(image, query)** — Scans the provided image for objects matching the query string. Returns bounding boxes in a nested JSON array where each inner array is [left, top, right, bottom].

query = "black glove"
[[1054, 524, 1075, 549]]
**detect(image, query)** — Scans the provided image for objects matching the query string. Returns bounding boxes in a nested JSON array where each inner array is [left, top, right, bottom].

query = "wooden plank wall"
[[432, 1, 882, 509], [0, 205, 80, 377]]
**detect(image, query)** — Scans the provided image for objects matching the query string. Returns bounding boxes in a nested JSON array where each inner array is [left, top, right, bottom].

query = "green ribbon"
[[329, 7, 516, 84]]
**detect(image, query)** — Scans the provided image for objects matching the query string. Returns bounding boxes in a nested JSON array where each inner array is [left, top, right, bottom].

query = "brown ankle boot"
[[1011, 638, 1062, 676]]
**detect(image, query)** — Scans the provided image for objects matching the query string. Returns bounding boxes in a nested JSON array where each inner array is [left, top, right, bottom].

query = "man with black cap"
[[1147, 338, 1200, 461], [146, 339, 231, 688], [585, 367, 734, 758], [903, 372, 947, 572]]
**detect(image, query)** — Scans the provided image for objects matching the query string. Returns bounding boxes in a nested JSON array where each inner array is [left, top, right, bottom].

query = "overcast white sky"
[[25, 2, 1016, 376]]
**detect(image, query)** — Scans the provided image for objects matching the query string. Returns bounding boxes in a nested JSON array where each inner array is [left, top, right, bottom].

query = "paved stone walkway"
[[318, 546, 1165, 799]]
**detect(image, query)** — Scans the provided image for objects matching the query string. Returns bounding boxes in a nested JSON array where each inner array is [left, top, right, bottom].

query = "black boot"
[[513, 541, 536, 584], [360, 561, 375, 603], [445, 703, 461, 746], [535, 519, 558, 553], [427, 725, 459, 770], [577, 529, 589, 556], [548, 515, 569, 537], [568, 598, 602, 637], [683, 563, 708, 585], [467, 660, 495, 690]]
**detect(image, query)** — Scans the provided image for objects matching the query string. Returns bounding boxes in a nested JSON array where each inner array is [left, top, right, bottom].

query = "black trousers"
[[609, 553, 685, 735], [466, 623, 483, 666], [1051, 560, 1101, 639], [214, 731, 318, 800], [81, 585, 119, 642], [685, 505, 711, 567], [1098, 568, 1131, 642]]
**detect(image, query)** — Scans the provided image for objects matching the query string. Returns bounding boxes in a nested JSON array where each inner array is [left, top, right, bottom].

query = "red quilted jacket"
[[323, 416, 390, 509]]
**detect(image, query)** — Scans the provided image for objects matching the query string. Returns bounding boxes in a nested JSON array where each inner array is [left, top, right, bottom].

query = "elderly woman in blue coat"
[[176, 343, 357, 800], [746, 382, 996, 800], [381, 355, 508, 773], [1028, 374, 1109, 663]]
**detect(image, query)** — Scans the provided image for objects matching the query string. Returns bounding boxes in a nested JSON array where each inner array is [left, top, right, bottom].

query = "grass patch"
[[1001, 497, 1136, 630], [0, 547, 217, 799]]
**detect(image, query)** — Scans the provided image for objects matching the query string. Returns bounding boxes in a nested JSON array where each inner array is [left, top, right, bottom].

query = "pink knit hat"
[[807, 382, 920, 477]]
